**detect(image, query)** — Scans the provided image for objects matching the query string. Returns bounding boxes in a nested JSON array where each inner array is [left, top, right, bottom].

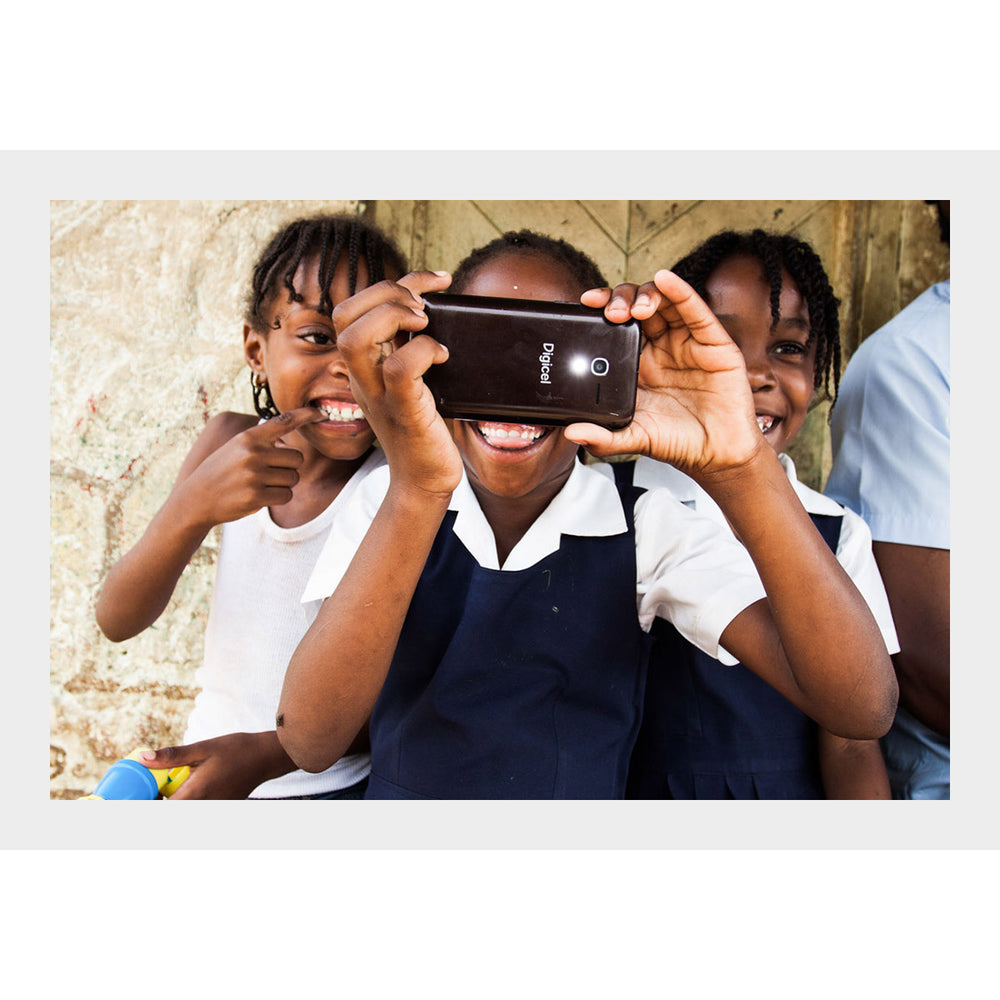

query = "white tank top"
[[184, 447, 386, 797]]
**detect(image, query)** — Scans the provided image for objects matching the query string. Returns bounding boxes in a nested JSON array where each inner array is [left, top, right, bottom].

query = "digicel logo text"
[[539, 343, 555, 384]]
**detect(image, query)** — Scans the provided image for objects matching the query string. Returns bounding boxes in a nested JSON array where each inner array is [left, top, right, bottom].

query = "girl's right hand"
[[332, 271, 464, 500], [178, 407, 326, 528], [96, 406, 326, 643]]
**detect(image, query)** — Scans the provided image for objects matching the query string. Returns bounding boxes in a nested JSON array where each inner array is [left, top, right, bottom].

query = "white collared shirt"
[[631, 453, 900, 655], [301, 457, 767, 664], [449, 457, 628, 571]]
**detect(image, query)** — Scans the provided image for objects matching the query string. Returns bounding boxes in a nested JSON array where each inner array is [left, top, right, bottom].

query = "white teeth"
[[479, 423, 543, 443], [757, 415, 775, 432], [319, 404, 365, 422]]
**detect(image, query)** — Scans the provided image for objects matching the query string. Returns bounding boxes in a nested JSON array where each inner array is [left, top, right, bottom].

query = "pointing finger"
[[252, 406, 327, 443]]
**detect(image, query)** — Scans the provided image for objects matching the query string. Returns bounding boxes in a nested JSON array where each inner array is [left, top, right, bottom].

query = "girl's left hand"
[[568, 271, 764, 480]]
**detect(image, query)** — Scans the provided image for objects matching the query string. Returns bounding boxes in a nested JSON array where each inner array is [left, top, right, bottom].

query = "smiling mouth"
[[313, 398, 367, 423], [757, 414, 779, 434], [475, 421, 551, 450]]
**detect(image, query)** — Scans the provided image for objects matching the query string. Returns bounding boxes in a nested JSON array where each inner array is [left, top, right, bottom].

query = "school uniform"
[[302, 457, 768, 799], [621, 454, 899, 799]]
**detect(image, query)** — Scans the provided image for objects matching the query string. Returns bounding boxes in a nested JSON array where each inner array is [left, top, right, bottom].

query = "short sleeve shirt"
[[631, 453, 899, 656], [825, 281, 950, 549]]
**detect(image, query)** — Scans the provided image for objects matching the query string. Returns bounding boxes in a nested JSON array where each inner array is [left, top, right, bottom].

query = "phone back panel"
[[417, 293, 641, 429]]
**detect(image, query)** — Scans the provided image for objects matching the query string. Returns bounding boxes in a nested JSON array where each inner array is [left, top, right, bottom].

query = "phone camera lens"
[[591, 358, 609, 376]]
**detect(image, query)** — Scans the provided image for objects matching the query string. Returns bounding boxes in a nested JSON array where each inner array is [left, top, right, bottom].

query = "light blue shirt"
[[825, 280, 950, 799], [826, 280, 950, 549]]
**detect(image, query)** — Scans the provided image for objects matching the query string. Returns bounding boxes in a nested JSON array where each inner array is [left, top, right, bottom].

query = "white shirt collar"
[[450, 457, 629, 571], [300, 456, 632, 611]]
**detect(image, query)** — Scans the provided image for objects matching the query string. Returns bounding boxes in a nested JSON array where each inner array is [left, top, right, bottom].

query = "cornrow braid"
[[281, 224, 313, 309], [313, 222, 334, 314], [348, 223, 362, 296], [315, 224, 348, 316], [245, 212, 408, 334], [451, 229, 608, 297], [671, 229, 842, 403]]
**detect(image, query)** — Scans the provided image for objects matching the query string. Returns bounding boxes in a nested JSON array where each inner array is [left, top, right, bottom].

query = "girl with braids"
[[96, 212, 408, 798], [274, 230, 897, 799], [597, 229, 899, 799]]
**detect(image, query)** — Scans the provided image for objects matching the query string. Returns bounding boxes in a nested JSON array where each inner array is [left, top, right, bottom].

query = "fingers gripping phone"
[[413, 293, 642, 429]]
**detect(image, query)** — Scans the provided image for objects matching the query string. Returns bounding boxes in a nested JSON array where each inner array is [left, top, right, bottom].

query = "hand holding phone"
[[566, 270, 760, 476], [413, 292, 642, 430]]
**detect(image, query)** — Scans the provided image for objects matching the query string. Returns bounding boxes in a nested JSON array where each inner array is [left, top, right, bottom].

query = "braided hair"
[[245, 213, 408, 332], [451, 229, 607, 296], [671, 229, 842, 404], [244, 213, 408, 416]]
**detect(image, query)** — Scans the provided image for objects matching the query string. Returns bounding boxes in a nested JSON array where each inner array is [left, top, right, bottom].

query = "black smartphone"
[[413, 292, 642, 429]]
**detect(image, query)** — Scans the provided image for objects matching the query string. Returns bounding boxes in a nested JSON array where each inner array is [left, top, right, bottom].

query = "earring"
[[250, 370, 279, 419]]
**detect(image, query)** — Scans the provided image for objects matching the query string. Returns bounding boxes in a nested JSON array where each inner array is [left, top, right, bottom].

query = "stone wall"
[[50, 200, 949, 798]]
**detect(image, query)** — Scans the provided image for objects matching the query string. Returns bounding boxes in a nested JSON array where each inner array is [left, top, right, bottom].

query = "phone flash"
[[569, 355, 589, 376]]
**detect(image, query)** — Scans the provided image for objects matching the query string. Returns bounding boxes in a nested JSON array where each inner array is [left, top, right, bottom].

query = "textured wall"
[[50, 199, 949, 798]]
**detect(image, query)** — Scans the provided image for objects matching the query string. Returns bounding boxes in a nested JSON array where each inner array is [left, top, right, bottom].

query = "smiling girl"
[[608, 229, 899, 799], [95, 213, 407, 798]]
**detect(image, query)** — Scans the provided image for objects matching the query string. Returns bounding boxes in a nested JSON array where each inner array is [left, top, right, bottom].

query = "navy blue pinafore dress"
[[364, 480, 652, 799], [614, 461, 844, 800]]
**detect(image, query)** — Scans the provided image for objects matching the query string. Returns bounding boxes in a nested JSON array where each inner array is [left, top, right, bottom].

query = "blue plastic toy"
[[81, 748, 190, 800]]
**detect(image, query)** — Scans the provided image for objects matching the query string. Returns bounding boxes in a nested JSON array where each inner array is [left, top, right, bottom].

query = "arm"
[[137, 722, 371, 799], [569, 271, 897, 740], [817, 729, 891, 799], [872, 541, 950, 737], [279, 485, 451, 772], [95, 407, 325, 641], [707, 458, 896, 740], [277, 271, 460, 773], [824, 314, 949, 738]]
